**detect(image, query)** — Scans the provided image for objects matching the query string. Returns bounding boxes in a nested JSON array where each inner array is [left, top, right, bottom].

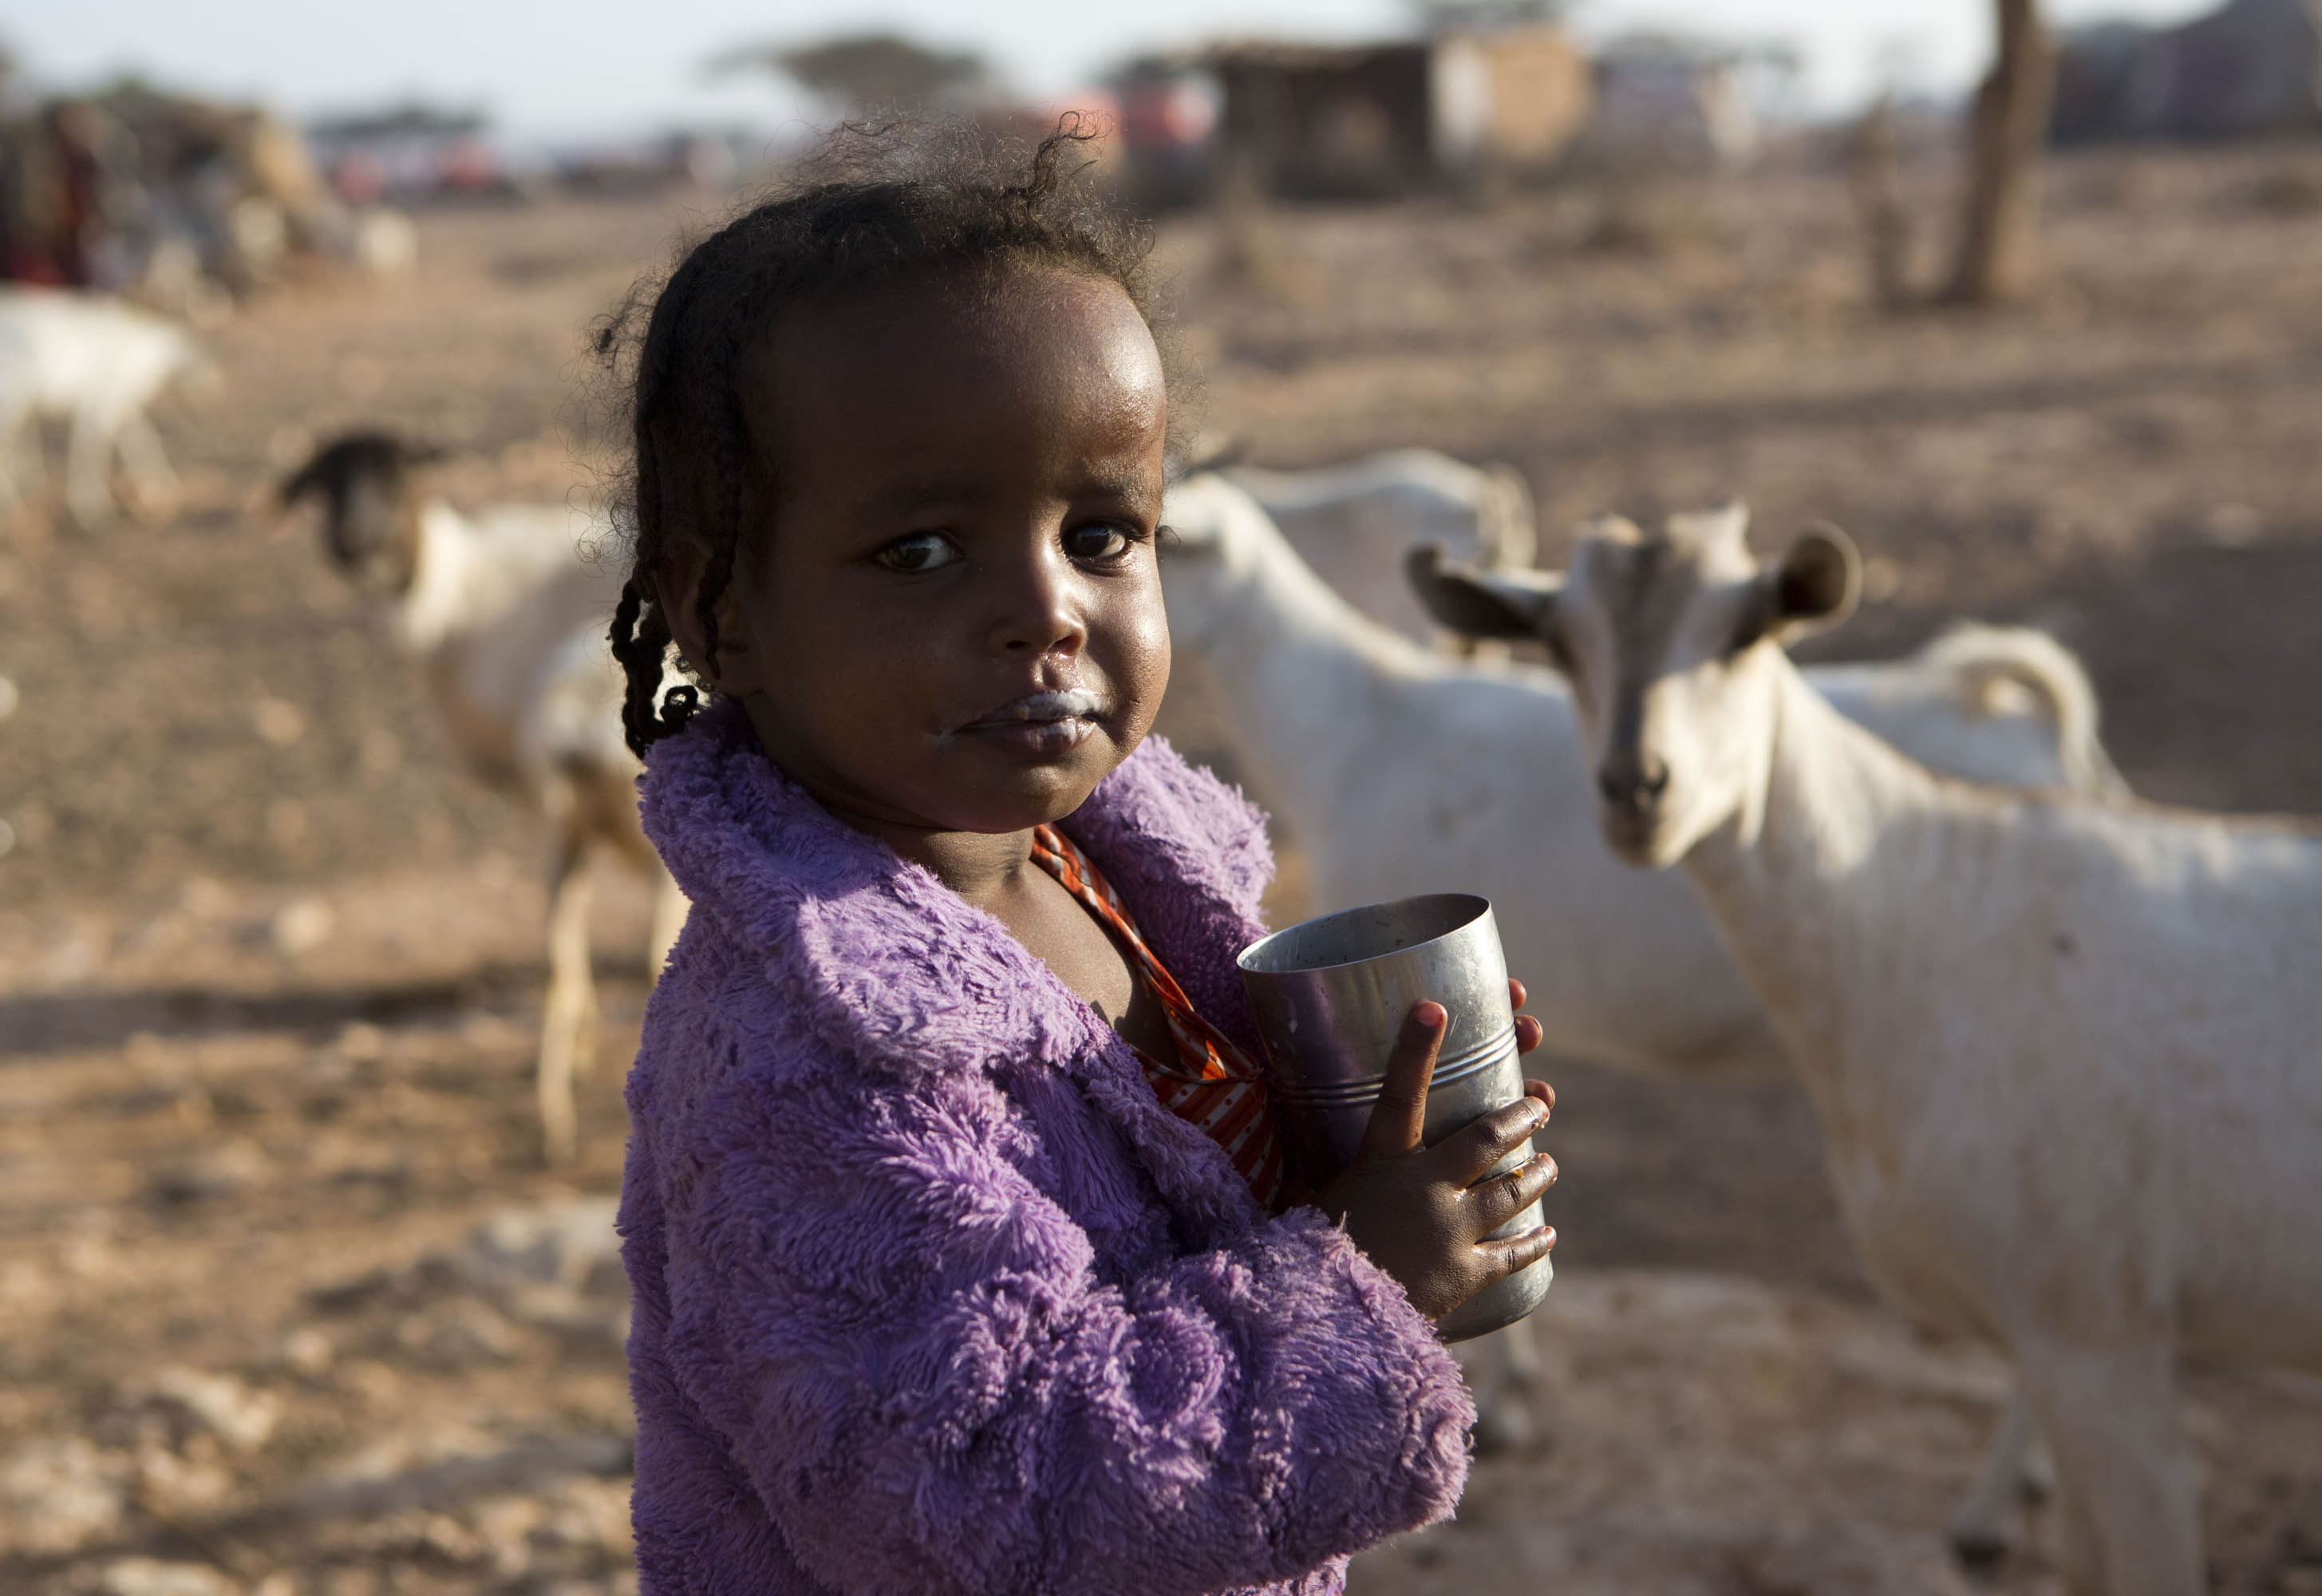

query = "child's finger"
[[1475, 1222, 1558, 1288], [1508, 977, 1529, 1011], [1466, 1150, 1557, 1233], [1357, 1001, 1447, 1159], [1431, 1091, 1548, 1186]]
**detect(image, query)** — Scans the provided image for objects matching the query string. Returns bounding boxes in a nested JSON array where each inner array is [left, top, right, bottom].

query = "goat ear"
[[1406, 544, 1562, 640], [1766, 523, 1860, 637]]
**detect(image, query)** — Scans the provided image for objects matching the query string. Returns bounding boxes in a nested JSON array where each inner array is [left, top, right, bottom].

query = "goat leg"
[[0, 409, 36, 517], [113, 412, 182, 524], [1947, 1385, 2036, 1574], [538, 847, 595, 1166], [2017, 1337, 2202, 1596], [63, 411, 121, 530]]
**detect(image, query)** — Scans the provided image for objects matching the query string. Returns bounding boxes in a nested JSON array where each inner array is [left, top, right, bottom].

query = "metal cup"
[[1237, 894, 1551, 1342]]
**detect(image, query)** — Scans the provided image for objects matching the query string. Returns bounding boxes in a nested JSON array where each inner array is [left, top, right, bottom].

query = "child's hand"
[[1311, 991, 1558, 1322]]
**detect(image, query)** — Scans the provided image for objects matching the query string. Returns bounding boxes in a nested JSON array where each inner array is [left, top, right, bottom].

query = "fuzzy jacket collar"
[[639, 698, 1279, 1231]]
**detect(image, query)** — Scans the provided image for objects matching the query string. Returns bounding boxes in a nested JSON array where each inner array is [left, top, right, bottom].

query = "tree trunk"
[[1941, 0, 2057, 306]]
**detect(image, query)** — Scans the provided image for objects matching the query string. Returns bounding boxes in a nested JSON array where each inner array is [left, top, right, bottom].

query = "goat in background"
[[1163, 471, 2124, 1077], [0, 287, 219, 531], [282, 432, 685, 1164], [1218, 448, 1536, 649]]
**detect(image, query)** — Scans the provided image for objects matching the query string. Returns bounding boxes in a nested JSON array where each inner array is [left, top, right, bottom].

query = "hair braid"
[[601, 240, 718, 756], [609, 579, 700, 757], [690, 332, 748, 678]]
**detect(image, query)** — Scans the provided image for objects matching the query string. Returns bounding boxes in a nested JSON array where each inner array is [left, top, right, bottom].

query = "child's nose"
[[989, 547, 1087, 658]]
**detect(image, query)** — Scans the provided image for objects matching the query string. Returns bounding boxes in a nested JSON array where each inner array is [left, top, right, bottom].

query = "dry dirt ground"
[[4, 143, 2322, 1595]]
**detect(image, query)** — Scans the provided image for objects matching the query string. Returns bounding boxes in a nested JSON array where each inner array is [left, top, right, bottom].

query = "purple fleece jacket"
[[618, 700, 1474, 1595]]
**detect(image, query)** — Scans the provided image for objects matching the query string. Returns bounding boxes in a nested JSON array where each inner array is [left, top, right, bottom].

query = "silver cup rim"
[[1235, 892, 1494, 978]]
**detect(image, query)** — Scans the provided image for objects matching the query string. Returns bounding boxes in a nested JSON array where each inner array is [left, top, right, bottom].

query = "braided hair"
[[596, 120, 1179, 758]]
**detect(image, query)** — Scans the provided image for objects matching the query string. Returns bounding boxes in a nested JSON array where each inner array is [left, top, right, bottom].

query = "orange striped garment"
[[1029, 824, 1287, 1212]]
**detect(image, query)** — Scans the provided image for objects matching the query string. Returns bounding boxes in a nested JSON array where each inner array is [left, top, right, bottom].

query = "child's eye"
[[872, 532, 961, 574], [1063, 522, 1139, 563]]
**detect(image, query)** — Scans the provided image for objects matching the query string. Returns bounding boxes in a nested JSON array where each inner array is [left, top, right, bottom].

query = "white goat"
[[1222, 448, 1535, 647], [282, 433, 685, 1164], [1161, 472, 2120, 1077], [1160, 472, 2122, 1479], [0, 288, 214, 529], [1410, 505, 2322, 1596]]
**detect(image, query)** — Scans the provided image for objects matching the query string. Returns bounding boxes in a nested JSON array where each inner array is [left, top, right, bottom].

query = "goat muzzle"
[[1597, 757, 1670, 814]]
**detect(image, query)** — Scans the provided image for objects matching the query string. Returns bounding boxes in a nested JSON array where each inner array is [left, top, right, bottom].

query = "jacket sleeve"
[[652, 1054, 1474, 1596]]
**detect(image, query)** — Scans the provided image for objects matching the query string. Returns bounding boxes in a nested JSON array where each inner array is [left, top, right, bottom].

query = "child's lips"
[[960, 717, 1099, 757], [954, 689, 1110, 757]]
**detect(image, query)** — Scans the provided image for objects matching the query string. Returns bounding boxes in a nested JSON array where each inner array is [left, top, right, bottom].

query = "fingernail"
[[1415, 1001, 1447, 1031]]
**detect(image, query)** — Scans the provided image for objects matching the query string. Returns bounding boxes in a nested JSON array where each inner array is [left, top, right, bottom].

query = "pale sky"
[[2, 0, 2219, 142]]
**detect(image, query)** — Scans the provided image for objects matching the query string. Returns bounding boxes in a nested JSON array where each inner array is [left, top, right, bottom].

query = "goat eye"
[[1063, 521, 1135, 563], [873, 532, 960, 574]]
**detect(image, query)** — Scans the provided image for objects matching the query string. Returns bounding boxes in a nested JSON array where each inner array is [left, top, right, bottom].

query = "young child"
[[604, 127, 1558, 1595]]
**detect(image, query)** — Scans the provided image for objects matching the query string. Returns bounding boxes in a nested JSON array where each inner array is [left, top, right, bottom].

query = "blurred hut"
[[0, 98, 132, 287], [1116, 25, 1589, 203], [1580, 36, 1763, 171], [2052, 0, 2322, 141], [0, 84, 387, 311], [1206, 40, 1437, 198], [1433, 28, 1597, 176]]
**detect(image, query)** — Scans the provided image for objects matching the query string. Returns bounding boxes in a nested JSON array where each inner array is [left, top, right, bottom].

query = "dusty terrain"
[[4, 143, 2321, 1594]]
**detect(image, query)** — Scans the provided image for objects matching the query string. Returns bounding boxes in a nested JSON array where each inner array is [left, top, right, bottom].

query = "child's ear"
[[655, 543, 756, 690]]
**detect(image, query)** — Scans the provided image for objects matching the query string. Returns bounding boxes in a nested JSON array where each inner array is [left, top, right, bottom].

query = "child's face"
[[672, 266, 1172, 839]]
